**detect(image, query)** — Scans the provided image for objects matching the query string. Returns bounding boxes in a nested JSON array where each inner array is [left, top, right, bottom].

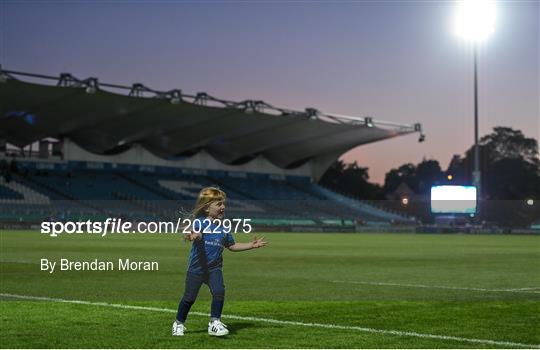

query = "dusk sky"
[[1, 1, 538, 183]]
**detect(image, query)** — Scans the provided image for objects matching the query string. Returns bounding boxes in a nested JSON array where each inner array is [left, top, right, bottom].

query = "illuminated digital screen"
[[430, 185, 477, 214]]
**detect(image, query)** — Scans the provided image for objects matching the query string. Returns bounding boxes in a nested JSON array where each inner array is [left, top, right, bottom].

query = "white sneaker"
[[208, 320, 229, 336], [172, 321, 186, 336]]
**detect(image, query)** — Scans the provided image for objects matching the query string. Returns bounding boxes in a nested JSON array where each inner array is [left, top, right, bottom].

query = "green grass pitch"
[[1, 230, 539, 348]]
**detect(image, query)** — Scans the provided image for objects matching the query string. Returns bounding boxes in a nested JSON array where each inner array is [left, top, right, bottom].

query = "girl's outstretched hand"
[[251, 235, 267, 248], [185, 231, 202, 241]]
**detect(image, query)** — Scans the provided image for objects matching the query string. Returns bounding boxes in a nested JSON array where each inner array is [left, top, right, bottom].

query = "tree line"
[[319, 127, 540, 226]]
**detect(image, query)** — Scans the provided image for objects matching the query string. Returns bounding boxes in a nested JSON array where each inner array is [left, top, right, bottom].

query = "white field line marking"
[[504, 287, 540, 291], [331, 280, 540, 294], [1, 293, 538, 349]]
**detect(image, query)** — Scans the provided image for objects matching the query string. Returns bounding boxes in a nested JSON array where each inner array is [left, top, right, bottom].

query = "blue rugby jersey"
[[187, 218, 235, 274]]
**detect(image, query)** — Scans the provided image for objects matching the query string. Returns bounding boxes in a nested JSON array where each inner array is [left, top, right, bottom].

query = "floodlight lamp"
[[455, 0, 496, 42], [84, 78, 98, 94], [170, 90, 182, 104], [364, 117, 374, 128]]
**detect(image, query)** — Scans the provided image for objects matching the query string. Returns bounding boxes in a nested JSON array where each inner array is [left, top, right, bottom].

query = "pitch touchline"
[[330, 280, 540, 294], [1, 293, 538, 348], [505, 287, 540, 291]]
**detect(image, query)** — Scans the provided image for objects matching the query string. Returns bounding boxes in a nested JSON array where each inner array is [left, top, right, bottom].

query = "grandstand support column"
[[310, 151, 345, 182]]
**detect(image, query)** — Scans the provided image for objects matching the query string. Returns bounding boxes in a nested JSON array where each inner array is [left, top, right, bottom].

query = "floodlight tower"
[[455, 0, 496, 215]]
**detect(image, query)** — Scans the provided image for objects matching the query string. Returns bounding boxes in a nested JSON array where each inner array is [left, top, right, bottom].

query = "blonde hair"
[[190, 186, 226, 219], [181, 187, 226, 241]]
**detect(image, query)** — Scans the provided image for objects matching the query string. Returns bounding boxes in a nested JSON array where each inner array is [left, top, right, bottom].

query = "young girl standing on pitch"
[[172, 187, 267, 337]]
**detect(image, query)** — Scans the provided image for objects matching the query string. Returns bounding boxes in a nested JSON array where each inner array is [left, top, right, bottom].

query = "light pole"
[[473, 44, 480, 197], [455, 0, 496, 216]]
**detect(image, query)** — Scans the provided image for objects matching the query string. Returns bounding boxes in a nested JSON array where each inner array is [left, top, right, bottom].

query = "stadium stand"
[[0, 69, 423, 230], [0, 162, 415, 227]]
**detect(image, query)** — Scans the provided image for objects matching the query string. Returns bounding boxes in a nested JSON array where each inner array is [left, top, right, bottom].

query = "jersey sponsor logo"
[[204, 239, 224, 248]]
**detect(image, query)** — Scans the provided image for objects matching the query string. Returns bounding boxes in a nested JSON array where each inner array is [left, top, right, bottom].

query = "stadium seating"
[[0, 179, 26, 202], [0, 163, 413, 226]]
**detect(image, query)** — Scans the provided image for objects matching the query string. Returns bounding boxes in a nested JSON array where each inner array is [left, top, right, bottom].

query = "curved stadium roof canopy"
[[0, 69, 423, 169]]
